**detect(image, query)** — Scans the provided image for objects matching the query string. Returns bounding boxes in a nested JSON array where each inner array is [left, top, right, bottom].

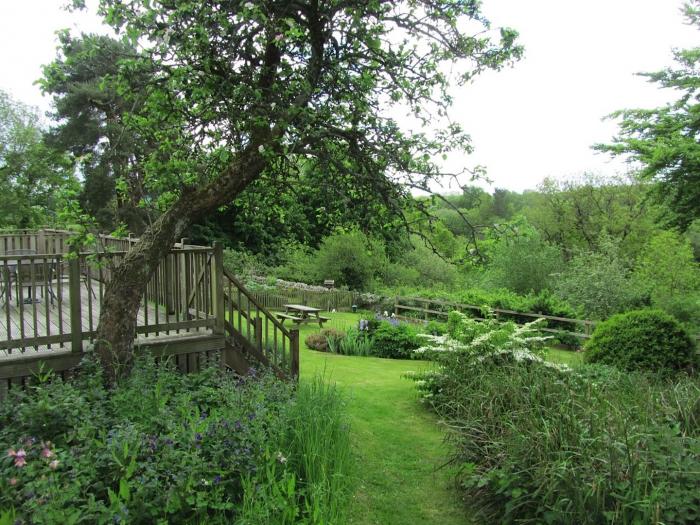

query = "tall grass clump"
[[337, 327, 373, 356], [410, 312, 700, 524], [287, 377, 353, 521]]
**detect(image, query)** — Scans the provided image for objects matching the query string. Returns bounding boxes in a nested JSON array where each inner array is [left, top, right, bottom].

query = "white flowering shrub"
[[408, 311, 560, 403]]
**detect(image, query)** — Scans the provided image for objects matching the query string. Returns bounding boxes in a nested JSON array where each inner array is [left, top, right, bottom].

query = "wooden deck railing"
[[0, 231, 299, 394], [0, 247, 219, 354], [223, 269, 299, 377]]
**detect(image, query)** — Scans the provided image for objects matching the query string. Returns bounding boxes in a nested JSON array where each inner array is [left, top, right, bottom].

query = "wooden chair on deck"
[[3, 249, 57, 306]]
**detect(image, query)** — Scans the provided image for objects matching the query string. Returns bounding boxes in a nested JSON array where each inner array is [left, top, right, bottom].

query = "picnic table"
[[276, 304, 330, 327]]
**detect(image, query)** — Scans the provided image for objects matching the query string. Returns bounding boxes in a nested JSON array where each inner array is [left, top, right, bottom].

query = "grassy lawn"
[[289, 312, 585, 523], [545, 346, 585, 366], [296, 312, 471, 525]]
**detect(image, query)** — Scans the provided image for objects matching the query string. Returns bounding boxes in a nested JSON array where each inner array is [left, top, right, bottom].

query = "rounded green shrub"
[[585, 309, 698, 375], [371, 322, 419, 359]]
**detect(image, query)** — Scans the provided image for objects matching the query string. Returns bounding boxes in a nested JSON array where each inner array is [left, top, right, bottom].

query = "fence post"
[[394, 296, 399, 318], [290, 328, 300, 379], [68, 252, 83, 353], [212, 242, 225, 335]]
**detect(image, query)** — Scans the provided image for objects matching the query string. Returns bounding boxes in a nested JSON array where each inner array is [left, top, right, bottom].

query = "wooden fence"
[[394, 296, 596, 341], [252, 288, 357, 312]]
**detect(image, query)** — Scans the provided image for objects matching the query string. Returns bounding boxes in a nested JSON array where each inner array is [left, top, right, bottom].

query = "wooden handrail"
[[223, 268, 292, 337]]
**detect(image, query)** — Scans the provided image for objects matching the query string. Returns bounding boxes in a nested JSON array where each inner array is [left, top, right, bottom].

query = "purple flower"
[[213, 475, 221, 485]]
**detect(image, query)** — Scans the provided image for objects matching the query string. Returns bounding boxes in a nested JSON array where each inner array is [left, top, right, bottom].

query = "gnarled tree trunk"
[[94, 152, 266, 382]]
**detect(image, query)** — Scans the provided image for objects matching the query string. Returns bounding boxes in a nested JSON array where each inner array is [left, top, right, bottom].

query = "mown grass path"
[[296, 313, 471, 525]]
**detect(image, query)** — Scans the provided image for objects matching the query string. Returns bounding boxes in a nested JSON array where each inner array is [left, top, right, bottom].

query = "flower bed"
[[0, 356, 352, 524]]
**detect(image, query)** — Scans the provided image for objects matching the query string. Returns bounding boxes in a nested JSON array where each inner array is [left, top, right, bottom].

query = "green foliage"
[[633, 230, 700, 327], [222, 248, 271, 284], [313, 231, 388, 290], [483, 217, 563, 294], [370, 322, 420, 359], [0, 355, 352, 523], [424, 320, 447, 336], [337, 327, 373, 356], [410, 317, 700, 524], [554, 235, 642, 319], [239, 376, 353, 524], [528, 174, 658, 259], [585, 309, 699, 375], [384, 238, 460, 289], [57, 0, 523, 259], [40, 33, 153, 233], [597, 2, 700, 230], [0, 90, 76, 228]]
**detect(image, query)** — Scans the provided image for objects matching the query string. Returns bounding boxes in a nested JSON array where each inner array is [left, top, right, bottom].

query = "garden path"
[[297, 313, 473, 525]]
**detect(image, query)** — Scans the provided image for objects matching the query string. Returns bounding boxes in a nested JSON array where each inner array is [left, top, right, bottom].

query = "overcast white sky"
[[0, 0, 697, 192]]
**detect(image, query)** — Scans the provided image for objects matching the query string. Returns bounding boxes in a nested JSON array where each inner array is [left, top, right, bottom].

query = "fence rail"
[[252, 289, 356, 312], [394, 296, 596, 340]]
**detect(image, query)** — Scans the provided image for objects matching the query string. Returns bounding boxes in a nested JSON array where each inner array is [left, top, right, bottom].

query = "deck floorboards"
[[0, 280, 209, 361]]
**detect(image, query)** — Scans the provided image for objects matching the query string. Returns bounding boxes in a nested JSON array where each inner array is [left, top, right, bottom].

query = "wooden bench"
[[276, 313, 331, 327], [276, 313, 304, 325]]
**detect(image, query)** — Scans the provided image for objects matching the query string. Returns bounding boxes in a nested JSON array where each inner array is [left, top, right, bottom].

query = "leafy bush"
[[0, 356, 353, 523], [223, 248, 271, 284], [483, 219, 563, 294], [410, 312, 700, 524], [585, 309, 698, 375], [370, 322, 420, 359], [424, 320, 447, 336], [313, 231, 388, 290], [554, 236, 644, 319], [305, 329, 346, 353]]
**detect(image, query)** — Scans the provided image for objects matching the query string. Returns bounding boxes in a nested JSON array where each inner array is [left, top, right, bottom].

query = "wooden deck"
[[0, 231, 299, 393], [0, 280, 209, 360]]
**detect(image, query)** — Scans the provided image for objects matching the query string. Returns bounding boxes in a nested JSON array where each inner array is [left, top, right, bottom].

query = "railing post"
[[290, 328, 300, 379], [179, 239, 189, 318], [36, 229, 46, 254], [164, 253, 175, 314], [68, 252, 83, 353], [255, 317, 263, 352], [212, 242, 225, 335]]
